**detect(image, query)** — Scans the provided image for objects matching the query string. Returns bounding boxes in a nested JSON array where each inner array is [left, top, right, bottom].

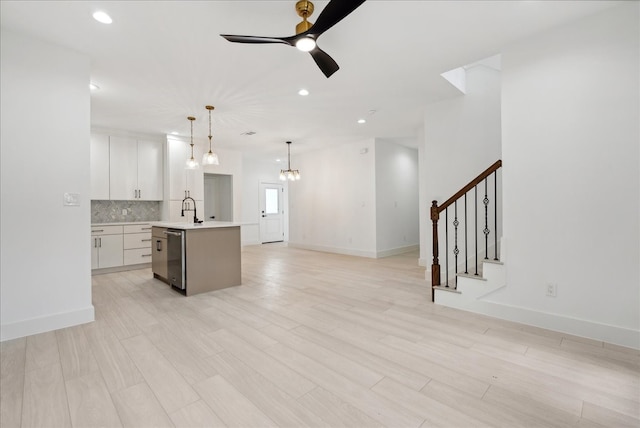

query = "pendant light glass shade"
[[186, 116, 199, 169], [202, 105, 220, 165], [279, 141, 300, 181]]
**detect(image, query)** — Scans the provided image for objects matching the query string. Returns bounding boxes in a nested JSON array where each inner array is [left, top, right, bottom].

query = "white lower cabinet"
[[92, 223, 152, 271], [123, 224, 153, 265], [91, 226, 124, 269]]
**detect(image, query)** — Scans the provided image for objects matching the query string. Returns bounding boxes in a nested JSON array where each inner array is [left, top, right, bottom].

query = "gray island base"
[[151, 221, 241, 296]]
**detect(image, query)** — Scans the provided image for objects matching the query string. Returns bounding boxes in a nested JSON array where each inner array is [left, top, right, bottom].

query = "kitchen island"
[[150, 221, 241, 296]]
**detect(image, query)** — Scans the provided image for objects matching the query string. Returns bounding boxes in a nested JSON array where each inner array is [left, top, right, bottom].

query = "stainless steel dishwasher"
[[165, 229, 186, 290]]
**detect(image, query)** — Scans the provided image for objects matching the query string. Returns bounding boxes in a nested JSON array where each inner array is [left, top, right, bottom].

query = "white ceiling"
[[0, 1, 619, 160]]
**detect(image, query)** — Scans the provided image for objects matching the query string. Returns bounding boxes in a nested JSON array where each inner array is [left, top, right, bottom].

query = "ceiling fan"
[[220, 0, 367, 78]]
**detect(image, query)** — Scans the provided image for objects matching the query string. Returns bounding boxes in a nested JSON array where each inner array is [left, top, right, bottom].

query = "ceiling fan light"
[[295, 37, 316, 52]]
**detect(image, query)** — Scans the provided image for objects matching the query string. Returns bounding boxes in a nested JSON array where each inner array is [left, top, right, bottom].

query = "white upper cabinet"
[[168, 137, 203, 201], [137, 139, 163, 200], [90, 134, 110, 200], [108, 136, 163, 201], [109, 136, 138, 200]]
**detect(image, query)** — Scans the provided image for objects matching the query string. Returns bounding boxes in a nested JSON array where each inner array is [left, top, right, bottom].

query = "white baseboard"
[[460, 299, 640, 350], [287, 242, 377, 258], [376, 245, 420, 258], [0, 305, 95, 342]]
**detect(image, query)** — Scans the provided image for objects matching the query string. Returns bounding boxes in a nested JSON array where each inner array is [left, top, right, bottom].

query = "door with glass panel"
[[259, 182, 284, 243]]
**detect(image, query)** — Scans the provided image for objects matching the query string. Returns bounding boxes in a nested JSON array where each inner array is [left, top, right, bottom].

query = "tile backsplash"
[[91, 200, 161, 223]]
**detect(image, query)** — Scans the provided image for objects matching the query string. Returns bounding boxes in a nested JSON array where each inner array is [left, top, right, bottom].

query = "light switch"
[[63, 192, 80, 206]]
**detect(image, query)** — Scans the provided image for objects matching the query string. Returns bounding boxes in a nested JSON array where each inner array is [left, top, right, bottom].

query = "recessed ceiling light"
[[171, 131, 179, 135], [275, 159, 281, 163], [298, 89, 309, 96], [92, 11, 112, 24], [357, 119, 366, 124], [89, 83, 100, 91]]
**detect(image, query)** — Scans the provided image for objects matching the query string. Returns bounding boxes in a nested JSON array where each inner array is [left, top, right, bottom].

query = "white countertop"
[[91, 221, 153, 226], [150, 221, 241, 230]]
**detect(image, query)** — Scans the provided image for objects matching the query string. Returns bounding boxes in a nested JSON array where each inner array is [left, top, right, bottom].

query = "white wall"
[[288, 139, 377, 257], [420, 64, 502, 270], [375, 139, 420, 256], [1, 30, 94, 341], [492, 3, 639, 347], [241, 157, 289, 246]]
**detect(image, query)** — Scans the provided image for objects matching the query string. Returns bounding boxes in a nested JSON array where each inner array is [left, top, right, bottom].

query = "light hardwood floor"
[[1, 244, 639, 427]]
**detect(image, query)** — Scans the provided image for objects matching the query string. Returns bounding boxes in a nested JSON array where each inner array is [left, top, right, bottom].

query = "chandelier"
[[279, 141, 300, 181]]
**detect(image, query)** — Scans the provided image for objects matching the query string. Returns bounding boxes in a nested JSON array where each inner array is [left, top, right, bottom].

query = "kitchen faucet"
[[181, 196, 202, 224]]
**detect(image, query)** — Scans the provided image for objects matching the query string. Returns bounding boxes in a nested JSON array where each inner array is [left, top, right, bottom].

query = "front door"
[[259, 182, 284, 243]]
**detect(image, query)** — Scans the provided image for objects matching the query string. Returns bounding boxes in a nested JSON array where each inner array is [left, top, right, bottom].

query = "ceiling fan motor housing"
[[295, 0, 314, 34]]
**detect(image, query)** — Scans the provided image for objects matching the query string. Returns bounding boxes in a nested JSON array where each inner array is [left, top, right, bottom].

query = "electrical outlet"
[[122, 208, 128, 216], [546, 283, 557, 297]]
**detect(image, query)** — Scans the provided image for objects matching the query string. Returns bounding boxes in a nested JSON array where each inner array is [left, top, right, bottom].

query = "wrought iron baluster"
[[494, 170, 498, 260], [445, 208, 449, 288], [475, 185, 478, 276], [464, 193, 468, 274], [483, 178, 489, 260], [453, 201, 459, 288]]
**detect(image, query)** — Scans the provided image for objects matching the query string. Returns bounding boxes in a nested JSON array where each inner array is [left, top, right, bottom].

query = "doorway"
[[259, 182, 284, 243], [204, 173, 233, 221]]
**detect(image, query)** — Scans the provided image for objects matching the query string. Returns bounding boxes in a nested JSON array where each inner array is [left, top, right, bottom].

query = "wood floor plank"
[[0, 338, 26, 379], [581, 401, 640, 428], [111, 382, 173, 428], [0, 371, 24, 428], [209, 328, 317, 399], [65, 371, 122, 428], [265, 342, 425, 427], [292, 324, 430, 390], [3, 246, 638, 428], [82, 320, 144, 393], [371, 376, 490, 427], [56, 325, 100, 380], [169, 400, 225, 428], [24, 331, 59, 372], [298, 386, 385, 428], [261, 324, 385, 388], [193, 374, 278, 427], [120, 334, 200, 414], [143, 323, 218, 385], [207, 351, 326, 427], [21, 363, 71, 428]]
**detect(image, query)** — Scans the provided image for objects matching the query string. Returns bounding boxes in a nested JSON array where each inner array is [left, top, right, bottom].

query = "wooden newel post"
[[431, 200, 441, 301]]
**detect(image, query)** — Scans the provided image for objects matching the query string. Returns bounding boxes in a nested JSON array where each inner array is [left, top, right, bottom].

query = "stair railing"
[[430, 160, 502, 301]]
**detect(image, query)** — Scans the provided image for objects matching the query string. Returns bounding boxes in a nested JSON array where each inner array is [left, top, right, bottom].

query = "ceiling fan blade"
[[309, 47, 339, 78], [306, 0, 367, 37], [221, 34, 293, 46]]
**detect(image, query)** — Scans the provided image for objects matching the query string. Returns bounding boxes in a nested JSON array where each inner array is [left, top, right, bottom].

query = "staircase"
[[430, 160, 505, 308]]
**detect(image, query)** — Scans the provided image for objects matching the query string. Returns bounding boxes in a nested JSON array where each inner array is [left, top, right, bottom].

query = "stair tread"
[[432, 285, 461, 294], [457, 273, 487, 281], [482, 258, 503, 265]]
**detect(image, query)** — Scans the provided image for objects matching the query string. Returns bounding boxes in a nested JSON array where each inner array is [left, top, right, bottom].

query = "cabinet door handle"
[[142, 239, 152, 242], [156, 240, 162, 251], [98, 237, 102, 247], [94, 238, 97, 248], [141, 227, 151, 230], [142, 254, 152, 257], [138, 189, 141, 199], [92, 229, 104, 233]]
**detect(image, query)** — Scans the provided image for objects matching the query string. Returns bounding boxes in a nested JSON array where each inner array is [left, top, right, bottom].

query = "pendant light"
[[202, 105, 220, 165], [186, 116, 199, 169], [279, 141, 300, 181]]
